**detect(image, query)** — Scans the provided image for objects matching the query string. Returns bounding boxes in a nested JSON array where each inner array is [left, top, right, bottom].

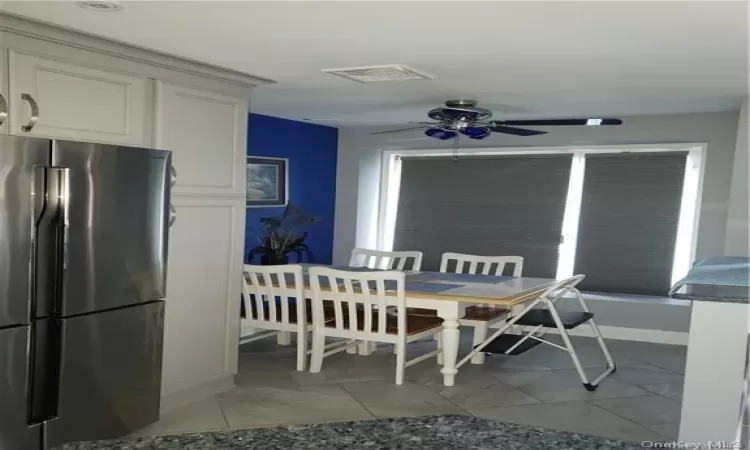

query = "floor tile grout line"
[[583, 398, 677, 438], [215, 394, 232, 429], [637, 383, 683, 404], [429, 378, 510, 411], [624, 358, 686, 376], [336, 383, 378, 420], [493, 375, 550, 405]]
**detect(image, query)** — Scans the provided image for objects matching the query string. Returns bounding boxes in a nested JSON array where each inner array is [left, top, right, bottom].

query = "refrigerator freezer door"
[[51, 141, 171, 316], [0, 136, 51, 327], [46, 301, 165, 448], [0, 325, 42, 450]]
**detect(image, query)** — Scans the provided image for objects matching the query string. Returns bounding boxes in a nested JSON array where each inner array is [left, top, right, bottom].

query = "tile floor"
[[136, 332, 696, 443]]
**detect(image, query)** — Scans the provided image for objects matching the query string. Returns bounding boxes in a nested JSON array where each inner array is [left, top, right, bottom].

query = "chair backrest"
[[440, 252, 524, 277], [242, 264, 306, 328], [349, 248, 423, 271], [308, 266, 406, 339]]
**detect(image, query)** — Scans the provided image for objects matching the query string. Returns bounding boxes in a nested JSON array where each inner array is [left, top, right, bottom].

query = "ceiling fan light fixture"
[[460, 126, 491, 139], [425, 128, 457, 140]]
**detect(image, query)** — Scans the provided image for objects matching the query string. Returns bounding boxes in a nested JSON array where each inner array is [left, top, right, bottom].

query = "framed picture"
[[246, 156, 288, 207]]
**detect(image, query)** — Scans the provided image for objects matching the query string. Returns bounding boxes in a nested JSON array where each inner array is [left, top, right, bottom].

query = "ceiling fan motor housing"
[[428, 100, 493, 122]]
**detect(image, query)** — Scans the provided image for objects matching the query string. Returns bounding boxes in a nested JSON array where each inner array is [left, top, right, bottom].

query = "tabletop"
[[292, 264, 558, 307]]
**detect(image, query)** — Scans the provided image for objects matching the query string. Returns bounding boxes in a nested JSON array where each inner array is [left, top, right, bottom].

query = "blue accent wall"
[[245, 114, 338, 264]]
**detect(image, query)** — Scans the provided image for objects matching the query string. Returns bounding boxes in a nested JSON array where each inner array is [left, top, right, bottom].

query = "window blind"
[[393, 155, 573, 276], [573, 152, 688, 296]]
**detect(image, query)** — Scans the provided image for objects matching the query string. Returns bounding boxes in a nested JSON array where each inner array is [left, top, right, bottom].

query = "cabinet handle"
[[0, 93, 7, 126], [21, 93, 39, 132], [168, 204, 176, 228], [169, 166, 177, 188]]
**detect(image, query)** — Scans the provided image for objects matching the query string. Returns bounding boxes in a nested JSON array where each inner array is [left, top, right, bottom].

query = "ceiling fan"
[[371, 99, 623, 140]]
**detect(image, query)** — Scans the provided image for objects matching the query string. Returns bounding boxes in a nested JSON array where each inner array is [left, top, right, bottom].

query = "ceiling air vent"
[[321, 64, 434, 83]]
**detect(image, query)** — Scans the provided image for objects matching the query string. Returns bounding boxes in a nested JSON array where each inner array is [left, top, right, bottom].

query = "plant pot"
[[260, 254, 289, 265]]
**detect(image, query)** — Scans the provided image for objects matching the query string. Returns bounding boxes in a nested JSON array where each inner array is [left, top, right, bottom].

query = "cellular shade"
[[393, 155, 573, 276], [573, 152, 687, 296]]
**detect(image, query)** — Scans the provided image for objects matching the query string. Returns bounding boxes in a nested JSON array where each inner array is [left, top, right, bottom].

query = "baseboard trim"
[[160, 375, 235, 413], [547, 324, 689, 346]]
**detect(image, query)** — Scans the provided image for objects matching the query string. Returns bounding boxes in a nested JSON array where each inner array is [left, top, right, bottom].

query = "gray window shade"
[[393, 155, 572, 276], [573, 153, 687, 296]]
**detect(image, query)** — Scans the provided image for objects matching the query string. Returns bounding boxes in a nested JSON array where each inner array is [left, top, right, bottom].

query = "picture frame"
[[246, 156, 288, 207]]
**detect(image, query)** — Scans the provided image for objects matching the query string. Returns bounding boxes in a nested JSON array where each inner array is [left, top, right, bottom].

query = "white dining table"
[[299, 265, 558, 386]]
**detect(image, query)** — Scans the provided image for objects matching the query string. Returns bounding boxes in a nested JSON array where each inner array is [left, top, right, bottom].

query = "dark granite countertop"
[[669, 257, 749, 305], [671, 284, 749, 304], [57, 415, 644, 450]]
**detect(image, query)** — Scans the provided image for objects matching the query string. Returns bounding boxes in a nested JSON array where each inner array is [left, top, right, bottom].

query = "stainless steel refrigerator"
[[0, 136, 172, 450]]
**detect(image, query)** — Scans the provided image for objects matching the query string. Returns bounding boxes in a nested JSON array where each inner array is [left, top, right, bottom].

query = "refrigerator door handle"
[[26, 319, 63, 425], [21, 93, 40, 132], [27, 167, 70, 425], [32, 167, 70, 317]]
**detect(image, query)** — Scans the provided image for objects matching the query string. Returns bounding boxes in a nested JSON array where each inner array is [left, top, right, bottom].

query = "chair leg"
[[346, 343, 358, 354], [471, 324, 488, 364], [277, 331, 292, 346], [436, 333, 443, 365], [296, 330, 308, 372], [310, 331, 325, 373], [545, 303, 592, 387], [358, 341, 376, 355], [395, 340, 406, 385]]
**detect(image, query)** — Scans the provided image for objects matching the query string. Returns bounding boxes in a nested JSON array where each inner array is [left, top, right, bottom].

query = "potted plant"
[[247, 205, 319, 265]]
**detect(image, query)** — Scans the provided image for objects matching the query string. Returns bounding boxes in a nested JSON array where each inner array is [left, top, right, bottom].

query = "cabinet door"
[[161, 196, 244, 398], [155, 82, 247, 196], [8, 50, 148, 145]]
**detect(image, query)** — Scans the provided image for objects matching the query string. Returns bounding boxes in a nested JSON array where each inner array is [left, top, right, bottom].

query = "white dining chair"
[[349, 248, 423, 271], [241, 264, 332, 371], [349, 248, 423, 355], [308, 267, 443, 385], [440, 252, 524, 364]]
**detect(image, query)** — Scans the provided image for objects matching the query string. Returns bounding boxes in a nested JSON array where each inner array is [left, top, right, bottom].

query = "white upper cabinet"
[[7, 50, 148, 145], [154, 81, 248, 197]]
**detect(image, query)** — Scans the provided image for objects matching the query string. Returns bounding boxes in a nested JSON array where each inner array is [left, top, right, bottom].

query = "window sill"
[[574, 292, 692, 307]]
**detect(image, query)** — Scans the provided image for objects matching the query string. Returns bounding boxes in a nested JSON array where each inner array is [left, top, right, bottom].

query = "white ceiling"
[[3, 1, 748, 126]]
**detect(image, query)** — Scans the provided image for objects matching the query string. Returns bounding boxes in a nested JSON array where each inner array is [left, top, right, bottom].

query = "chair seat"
[[406, 306, 509, 322], [325, 310, 442, 336]]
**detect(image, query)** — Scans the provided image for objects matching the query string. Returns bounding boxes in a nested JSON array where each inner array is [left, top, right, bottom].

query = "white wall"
[[725, 97, 749, 256], [334, 112, 741, 266]]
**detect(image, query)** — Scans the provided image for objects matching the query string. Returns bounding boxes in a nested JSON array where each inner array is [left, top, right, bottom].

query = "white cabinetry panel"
[[155, 82, 247, 196], [8, 50, 148, 145], [162, 196, 243, 398]]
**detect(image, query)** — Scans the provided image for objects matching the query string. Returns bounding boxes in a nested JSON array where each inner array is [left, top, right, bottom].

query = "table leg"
[[679, 301, 748, 444], [438, 313, 461, 387]]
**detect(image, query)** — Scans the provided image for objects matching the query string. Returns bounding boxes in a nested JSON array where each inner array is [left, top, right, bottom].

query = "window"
[[379, 144, 704, 297], [393, 155, 572, 276], [573, 153, 688, 295]]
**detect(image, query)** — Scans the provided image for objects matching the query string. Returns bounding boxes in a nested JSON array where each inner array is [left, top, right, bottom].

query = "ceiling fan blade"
[[488, 126, 548, 136], [370, 125, 431, 135], [304, 119, 435, 124], [497, 118, 623, 126]]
